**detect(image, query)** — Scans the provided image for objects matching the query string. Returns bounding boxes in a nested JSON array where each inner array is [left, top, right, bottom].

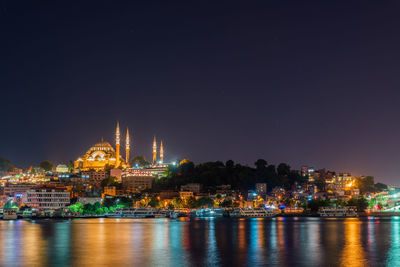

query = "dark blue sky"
[[2, 1, 400, 184]]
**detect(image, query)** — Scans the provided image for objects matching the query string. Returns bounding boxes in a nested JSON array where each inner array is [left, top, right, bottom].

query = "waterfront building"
[[23, 187, 70, 210]]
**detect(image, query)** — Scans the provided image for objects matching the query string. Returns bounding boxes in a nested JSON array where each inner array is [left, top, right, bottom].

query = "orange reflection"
[[238, 219, 246, 250], [340, 218, 367, 267], [20, 222, 47, 266]]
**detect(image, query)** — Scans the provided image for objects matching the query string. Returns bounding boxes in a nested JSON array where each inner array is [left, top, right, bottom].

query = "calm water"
[[0, 217, 399, 266]]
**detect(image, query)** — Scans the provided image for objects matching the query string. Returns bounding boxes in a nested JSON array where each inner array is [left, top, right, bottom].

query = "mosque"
[[74, 122, 164, 171]]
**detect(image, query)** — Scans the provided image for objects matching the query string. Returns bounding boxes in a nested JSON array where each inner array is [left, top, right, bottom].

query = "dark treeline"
[[153, 159, 306, 193]]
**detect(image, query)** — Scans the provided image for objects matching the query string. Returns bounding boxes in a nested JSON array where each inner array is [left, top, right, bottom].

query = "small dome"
[[4, 200, 18, 209], [179, 159, 192, 165]]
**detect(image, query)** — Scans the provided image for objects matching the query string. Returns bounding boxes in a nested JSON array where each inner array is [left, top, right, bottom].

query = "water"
[[0, 217, 399, 266]]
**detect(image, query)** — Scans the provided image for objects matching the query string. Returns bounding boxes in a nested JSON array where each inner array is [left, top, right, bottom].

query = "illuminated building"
[[122, 176, 155, 192], [256, 183, 267, 195], [179, 191, 194, 199], [153, 136, 157, 164], [56, 164, 69, 173], [104, 186, 116, 196], [81, 170, 109, 185], [23, 187, 70, 210], [74, 123, 127, 171]]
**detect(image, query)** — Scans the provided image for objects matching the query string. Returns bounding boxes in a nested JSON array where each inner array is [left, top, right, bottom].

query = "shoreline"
[[2, 212, 399, 220]]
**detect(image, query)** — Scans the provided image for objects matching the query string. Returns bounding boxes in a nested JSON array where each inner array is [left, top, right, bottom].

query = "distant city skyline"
[[2, 1, 400, 184]]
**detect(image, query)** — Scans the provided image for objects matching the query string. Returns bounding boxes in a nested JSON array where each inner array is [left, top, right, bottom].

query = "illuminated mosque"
[[74, 122, 165, 171]]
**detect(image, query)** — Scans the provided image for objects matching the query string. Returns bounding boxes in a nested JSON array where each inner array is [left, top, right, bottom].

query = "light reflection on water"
[[0, 217, 398, 266]]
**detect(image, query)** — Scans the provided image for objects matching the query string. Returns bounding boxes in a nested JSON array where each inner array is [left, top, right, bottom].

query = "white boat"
[[191, 208, 224, 217], [318, 206, 358, 217], [107, 208, 166, 218], [229, 207, 276, 218]]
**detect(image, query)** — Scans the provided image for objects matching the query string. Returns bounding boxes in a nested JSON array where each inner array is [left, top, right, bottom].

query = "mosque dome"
[[87, 141, 115, 154]]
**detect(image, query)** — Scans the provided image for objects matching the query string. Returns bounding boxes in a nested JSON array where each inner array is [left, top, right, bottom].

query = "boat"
[[190, 208, 224, 217], [228, 207, 277, 218], [318, 206, 358, 217], [106, 208, 167, 218]]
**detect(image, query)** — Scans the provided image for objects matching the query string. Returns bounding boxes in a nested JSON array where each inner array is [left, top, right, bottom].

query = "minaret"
[[126, 128, 130, 165], [152, 136, 157, 164], [160, 141, 164, 164], [115, 122, 120, 167]]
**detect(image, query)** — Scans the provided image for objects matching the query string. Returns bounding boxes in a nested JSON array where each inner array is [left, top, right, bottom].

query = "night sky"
[[2, 1, 400, 184]]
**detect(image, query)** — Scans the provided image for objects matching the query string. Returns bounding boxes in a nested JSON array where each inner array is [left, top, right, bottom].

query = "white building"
[[56, 164, 69, 173], [23, 188, 70, 210]]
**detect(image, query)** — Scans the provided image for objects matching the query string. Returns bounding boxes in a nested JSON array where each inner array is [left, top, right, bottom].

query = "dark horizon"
[[2, 1, 400, 184]]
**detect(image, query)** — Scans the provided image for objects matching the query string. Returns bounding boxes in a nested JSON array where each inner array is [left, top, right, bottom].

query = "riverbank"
[[3, 212, 400, 220]]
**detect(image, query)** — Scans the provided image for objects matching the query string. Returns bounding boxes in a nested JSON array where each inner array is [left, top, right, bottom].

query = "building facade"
[[122, 176, 155, 192], [23, 188, 70, 210]]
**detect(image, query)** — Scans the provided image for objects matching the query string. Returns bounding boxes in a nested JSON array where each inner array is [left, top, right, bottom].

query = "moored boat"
[[190, 208, 224, 217], [106, 208, 167, 218], [318, 206, 358, 217], [229, 207, 277, 218]]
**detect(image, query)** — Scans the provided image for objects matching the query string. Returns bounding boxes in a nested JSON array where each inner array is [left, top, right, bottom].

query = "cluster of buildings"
[[0, 124, 395, 213], [300, 166, 360, 199], [0, 123, 175, 212]]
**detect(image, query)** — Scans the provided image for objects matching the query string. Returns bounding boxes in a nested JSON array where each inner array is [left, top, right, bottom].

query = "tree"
[[83, 203, 95, 214], [357, 176, 375, 193], [277, 163, 290, 177], [307, 199, 330, 212], [374, 182, 388, 192], [255, 159, 268, 170], [101, 176, 118, 188], [347, 197, 369, 212], [226, 160, 234, 169], [221, 199, 233, 207], [69, 202, 83, 213], [40, 161, 54, 172], [130, 156, 150, 167], [148, 197, 160, 208], [195, 197, 214, 208], [67, 160, 74, 172], [0, 157, 14, 172]]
